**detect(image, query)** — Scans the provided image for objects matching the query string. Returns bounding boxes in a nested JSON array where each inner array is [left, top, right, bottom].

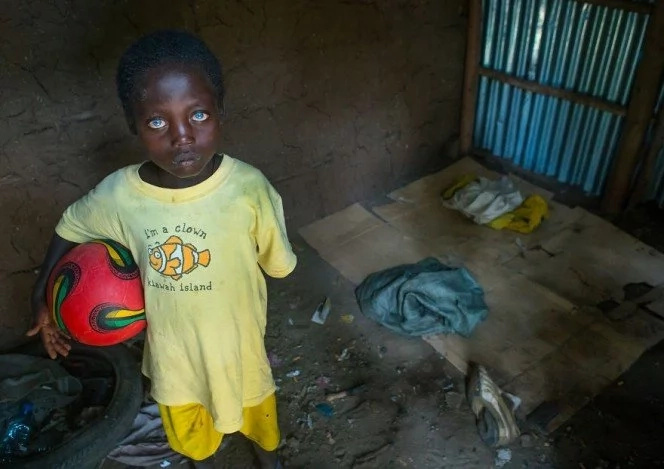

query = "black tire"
[[5, 341, 142, 469]]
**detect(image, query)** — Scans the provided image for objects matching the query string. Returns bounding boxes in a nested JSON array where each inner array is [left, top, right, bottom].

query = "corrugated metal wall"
[[650, 148, 664, 206], [646, 83, 664, 206], [473, 0, 651, 196]]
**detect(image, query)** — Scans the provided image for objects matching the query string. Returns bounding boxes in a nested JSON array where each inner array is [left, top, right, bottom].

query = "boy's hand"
[[27, 303, 71, 359]]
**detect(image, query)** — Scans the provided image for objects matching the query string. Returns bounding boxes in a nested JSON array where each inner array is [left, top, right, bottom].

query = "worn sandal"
[[466, 364, 520, 447]]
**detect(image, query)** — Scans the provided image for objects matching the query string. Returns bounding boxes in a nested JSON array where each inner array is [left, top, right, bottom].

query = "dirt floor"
[[102, 203, 664, 469]]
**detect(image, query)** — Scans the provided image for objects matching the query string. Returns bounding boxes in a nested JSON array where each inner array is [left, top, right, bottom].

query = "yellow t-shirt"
[[55, 155, 297, 433]]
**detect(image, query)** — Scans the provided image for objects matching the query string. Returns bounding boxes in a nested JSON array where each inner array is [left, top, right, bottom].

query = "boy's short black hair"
[[116, 30, 224, 133]]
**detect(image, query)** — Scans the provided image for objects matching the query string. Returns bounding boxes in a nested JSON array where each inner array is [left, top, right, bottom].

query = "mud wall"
[[0, 0, 465, 347]]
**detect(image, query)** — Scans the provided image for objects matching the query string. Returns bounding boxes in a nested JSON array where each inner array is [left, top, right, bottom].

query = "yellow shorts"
[[158, 394, 280, 461]]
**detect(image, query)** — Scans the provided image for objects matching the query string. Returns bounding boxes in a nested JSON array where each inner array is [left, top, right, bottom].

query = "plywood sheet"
[[388, 157, 554, 204], [373, 199, 585, 267], [505, 211, 664, 305], [299, 156, 664, 432], [300, 203, 431, 284], [388, 157, 500, 203], [424, 264, 590, 387]]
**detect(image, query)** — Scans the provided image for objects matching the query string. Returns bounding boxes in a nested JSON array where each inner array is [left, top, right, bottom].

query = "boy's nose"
[[171, 120, 194, 146]]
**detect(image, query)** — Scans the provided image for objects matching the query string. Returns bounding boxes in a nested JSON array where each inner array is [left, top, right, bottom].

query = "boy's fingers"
[[50, 331, 71, 354], [38, 327, 69, 359], [44, 322, 69, 340], [53, 343, 70, 357], [44, 340, 57, 359], [52, 329, 71, 342], [54, 336, 70, 354], [53, 337, 71, 351], [27, 317, 69, 358]]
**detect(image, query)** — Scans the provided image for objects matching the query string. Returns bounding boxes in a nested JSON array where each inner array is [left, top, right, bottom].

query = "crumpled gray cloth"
[[355, 257, 488, 336], [443, 176, 523, 225], [106, 402, 186, 467], [0, 354, 82, 425]]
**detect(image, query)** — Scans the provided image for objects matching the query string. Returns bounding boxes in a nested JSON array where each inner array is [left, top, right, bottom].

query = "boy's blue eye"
[[148, 118, 166, 129], [192, 111, 209, 122]]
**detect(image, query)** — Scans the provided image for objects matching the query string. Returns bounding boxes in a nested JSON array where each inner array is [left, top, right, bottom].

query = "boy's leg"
[[159, 402, 223, 464], [240, 394, 282, 469], [251, 441, 281, 469], [188, 455, 216, 469]]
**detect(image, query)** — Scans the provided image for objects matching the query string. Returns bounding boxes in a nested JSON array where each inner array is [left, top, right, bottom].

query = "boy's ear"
[[218, 99, 225, 119], [124, 109, 138, 135]]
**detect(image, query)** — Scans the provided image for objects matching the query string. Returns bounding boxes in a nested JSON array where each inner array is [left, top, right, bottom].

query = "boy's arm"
[[27, 233, 78, 359], [30, 172, 125, 358], [254, 178, 297, 278]]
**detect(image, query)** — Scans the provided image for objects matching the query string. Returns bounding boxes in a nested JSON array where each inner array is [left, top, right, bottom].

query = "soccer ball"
[[46, 239, 146, 346]]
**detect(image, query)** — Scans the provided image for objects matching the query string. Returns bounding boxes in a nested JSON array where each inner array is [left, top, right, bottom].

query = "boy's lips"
[[173, 152, 200, 167]]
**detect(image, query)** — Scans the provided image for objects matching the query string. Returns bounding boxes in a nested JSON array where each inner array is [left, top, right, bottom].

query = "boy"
[[27, 30, 294, 469]]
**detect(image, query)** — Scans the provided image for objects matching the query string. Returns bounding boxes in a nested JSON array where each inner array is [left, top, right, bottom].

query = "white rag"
[[443, 176, 523, 225]]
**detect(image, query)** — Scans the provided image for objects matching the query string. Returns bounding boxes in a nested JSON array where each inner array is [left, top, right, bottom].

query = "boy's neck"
[[140, 154, 222, 189]]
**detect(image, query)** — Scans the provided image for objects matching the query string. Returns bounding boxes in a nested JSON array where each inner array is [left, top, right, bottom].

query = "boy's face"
[[133, 64, 222, 180]]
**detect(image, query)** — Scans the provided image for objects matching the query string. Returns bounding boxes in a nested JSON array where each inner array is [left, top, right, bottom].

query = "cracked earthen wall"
[[0, 0, 465, 346]]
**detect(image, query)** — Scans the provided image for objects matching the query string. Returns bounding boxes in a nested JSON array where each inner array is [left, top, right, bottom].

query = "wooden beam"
[[574, 0, 653, 15], [602, 0, 664, 214], [479, 68, 627, 116], [460, 0, 482, 156]]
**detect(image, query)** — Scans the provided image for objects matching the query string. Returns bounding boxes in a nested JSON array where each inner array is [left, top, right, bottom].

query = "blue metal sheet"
[[656, 80, 664, 113], [474, 0, 650, 196], [649, 147, 664, 207], [646, 80, 664, 207]]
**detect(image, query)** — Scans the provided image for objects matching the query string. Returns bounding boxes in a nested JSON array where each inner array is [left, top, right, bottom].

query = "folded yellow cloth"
[[488, 194, 549, 234]]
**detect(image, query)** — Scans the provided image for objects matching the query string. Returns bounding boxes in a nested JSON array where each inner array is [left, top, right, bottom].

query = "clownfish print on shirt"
[[148, 235, 211, 280]]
